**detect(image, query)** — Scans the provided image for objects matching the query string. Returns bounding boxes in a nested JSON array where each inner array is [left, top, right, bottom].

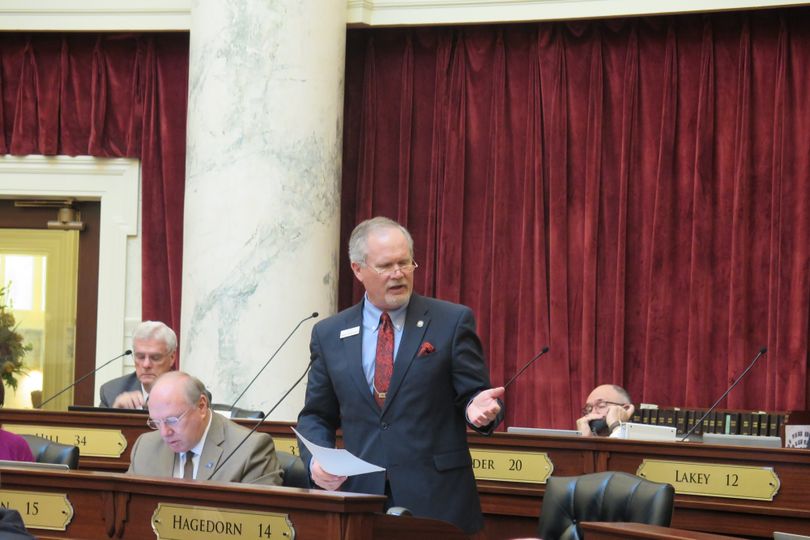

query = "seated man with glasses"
[[99, 321, 177, 409], [576, 384, 635, 437], [128, 371, 282, 485]]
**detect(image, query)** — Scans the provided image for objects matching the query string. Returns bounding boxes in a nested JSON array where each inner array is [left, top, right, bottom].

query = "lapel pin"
[[417, 320, 424, 328], [206, 462, 214, 469]]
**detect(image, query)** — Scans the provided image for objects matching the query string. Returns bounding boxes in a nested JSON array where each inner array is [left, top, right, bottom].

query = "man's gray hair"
[[348, 216, 414, 264], [154, 371, 208, 406], [132, 321, 177, 354], [610, 384, 632, 404]]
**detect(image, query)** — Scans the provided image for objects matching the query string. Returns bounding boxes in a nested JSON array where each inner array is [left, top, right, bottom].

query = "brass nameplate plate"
[[637, 459, 780, 501], [273, 436, 299, 456], [0, 489, 74, 531], [3, 424, 127, 458], [152, 503, 294, 540], [470, 448, 553, 484]]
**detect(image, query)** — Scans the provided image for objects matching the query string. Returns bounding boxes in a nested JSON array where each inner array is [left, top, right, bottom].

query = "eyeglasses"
[[147, 407, 193, 430], [364, 260, 419, 278], [581, 400, 627, 416], [134, 352, 169, 364]]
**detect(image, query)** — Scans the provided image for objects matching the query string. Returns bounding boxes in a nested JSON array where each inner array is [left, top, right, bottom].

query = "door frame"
[[0, 155, 140, 404]]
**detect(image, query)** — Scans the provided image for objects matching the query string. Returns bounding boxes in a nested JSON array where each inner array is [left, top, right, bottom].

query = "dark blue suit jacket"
[[297, 294, 501, 534]]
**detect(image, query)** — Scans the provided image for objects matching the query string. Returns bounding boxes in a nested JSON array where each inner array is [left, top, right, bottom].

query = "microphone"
[[38, 350, 133, 409], [504, 346, 550, 390], [211, 359, 314, 478], [229, 312, 318, 410], [681, 346, 768, 441]]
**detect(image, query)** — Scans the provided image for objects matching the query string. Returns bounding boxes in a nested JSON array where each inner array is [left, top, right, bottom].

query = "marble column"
[[181, 0, 346, 420]]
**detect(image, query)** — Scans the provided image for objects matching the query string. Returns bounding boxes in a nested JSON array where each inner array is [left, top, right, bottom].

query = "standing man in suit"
[[128, 371, 282, 485], [99, 321, 176, 408], [297, 217, 504, 535]]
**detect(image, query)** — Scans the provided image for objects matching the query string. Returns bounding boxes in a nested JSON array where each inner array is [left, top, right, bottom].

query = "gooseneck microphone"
[[229, 312, 318, 410], [38, 349, 133, 409], [211, 360, 314, 478], [681, 347, 768, 441], [504, 346, 550, 390]]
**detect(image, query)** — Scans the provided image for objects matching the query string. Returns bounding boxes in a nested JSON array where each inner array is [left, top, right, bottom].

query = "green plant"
[[0, 286, 31, 391]]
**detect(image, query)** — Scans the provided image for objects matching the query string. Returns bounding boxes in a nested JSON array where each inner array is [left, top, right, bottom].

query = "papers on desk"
[[292, 427, 385, 477]]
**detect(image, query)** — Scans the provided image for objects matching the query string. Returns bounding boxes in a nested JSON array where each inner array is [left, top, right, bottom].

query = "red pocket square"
[[418, 342, 435, 356]]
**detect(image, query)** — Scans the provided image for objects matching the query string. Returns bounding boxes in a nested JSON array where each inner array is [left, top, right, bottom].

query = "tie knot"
[[380, 312, 392, 326], [185, 450, 195, 460]]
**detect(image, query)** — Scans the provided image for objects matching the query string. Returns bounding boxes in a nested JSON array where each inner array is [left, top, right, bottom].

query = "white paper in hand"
[[292, 427, 385, 476]]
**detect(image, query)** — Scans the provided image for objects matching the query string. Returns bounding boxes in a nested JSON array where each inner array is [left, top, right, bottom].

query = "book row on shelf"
[[630, 407, 788, 437]]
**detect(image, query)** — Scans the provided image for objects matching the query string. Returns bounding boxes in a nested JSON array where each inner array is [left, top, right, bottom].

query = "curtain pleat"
[[342, 10, 810, 427]]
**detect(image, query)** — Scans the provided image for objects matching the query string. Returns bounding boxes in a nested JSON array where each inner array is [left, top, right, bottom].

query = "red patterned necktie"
[[374, 312, 394, 408]]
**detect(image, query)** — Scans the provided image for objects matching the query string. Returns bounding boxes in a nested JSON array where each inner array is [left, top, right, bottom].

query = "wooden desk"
[[0, 466, 465, 539], [580, 522, 744, 540], [4, 409, 810, 539], [470, 432, 810, 539]]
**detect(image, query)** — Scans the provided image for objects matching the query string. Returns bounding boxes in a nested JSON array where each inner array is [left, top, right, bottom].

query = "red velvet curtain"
[[0, 34, 188, 351], [340, 10, 810, 428]]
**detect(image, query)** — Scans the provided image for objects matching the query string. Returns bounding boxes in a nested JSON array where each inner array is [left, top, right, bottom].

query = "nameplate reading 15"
[[272, 436, 299, 456], [3, 424, 127, 458], [151, 503, 294, 540], [637, 459, 780, 501], [470, 448, 553, 484], [0, 489, 73, 531]]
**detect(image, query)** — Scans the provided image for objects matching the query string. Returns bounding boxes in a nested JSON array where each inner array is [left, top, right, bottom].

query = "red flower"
[[418, 342, 435, 357]]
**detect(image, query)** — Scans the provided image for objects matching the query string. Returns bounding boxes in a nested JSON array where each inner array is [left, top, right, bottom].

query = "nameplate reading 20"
[[151, 503, 294, 540], [637, 459, 780, 501], [3, 424, 127, 458], [469, 449, 553, 484], [0, 489, 74, 531]]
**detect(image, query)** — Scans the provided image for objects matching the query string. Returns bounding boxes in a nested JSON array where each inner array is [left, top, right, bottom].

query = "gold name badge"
[[3, 424, 127, 458], [152, 503, 294, 540], [637, 459, 780, 501], [273, 436, 299, 456], [470, 448, 553, 484], [0, 489, 74, 531]]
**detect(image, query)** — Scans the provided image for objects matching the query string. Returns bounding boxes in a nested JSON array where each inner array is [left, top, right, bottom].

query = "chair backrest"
[[276, 450, 309, 488], [21, 434, 80, 469], [210, 404, 264, 419], [537, 471, 674, 540]]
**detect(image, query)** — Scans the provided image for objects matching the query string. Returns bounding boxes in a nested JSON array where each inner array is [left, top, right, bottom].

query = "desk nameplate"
[[3, 424, 127, 458], [273, 436, 299, 456], [637, 459, 780, 501], [152, 503, 294, 540], [0, 489, 73, 531], [470, 448, 553, 484]]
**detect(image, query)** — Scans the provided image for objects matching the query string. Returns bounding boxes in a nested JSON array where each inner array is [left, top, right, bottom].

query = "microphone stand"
[[681, 347, 767, 441], [229, 312, 318, 410], [39, 350, 133, 409]]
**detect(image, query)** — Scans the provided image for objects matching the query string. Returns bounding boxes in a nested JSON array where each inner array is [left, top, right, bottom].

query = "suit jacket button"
[[381, 422, 389, 430]]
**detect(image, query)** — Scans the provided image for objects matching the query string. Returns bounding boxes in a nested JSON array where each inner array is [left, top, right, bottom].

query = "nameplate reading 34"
[[152, 503, 294, 540], [3, 424, 127, 458], [470, 449, 553, 484], [0, 489, 73, 531], [637, 459, 780, 501]]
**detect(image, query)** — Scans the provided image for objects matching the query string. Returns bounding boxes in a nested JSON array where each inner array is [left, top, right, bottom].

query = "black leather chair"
[[210, 404, 264, 419], [21, 434, 80, 469], [537, 471, 674, 540], [276, 450, 309, 488]]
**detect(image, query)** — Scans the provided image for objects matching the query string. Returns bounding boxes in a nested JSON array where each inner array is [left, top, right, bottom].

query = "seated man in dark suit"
[[576, 384, 635, 437], [99, 320, 176, 408], [127, 371, 282, 485]]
